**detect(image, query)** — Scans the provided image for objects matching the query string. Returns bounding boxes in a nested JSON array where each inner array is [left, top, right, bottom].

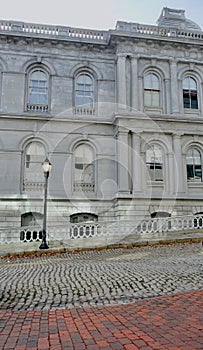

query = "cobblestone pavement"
[[0, 243, 203, 349], [0, 243, 202, 311]]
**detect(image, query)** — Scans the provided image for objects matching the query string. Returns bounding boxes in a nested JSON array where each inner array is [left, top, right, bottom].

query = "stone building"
[[1, 7, 203, 242]]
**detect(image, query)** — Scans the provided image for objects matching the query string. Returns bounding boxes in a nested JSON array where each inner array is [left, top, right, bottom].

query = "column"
[[165, 78, 170, 115], [131, 56, 139, 111], [116, 54, 127, 109], [168, 152, 174, 194], [170, 60, 179, 114], [116, 128, 130, 194], [138, 75, 144, 111], [173, 134, 184, 194], [132, 132, 142, 194]]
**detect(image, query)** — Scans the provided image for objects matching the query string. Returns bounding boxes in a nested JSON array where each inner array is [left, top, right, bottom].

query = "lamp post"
[[39, 157, 52, 249]]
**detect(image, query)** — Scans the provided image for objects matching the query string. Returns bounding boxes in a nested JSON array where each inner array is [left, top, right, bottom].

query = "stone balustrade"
[[12, 213, 203, 244], [0, 214, 202, 244], [0, 19, 202, 45], [0, 20, 108, 43], [73, 183, 95, 192], [116, 21, 203, 40]]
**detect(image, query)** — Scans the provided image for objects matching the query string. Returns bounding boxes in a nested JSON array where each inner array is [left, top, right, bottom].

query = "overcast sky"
[[1, 0, 203, 30]]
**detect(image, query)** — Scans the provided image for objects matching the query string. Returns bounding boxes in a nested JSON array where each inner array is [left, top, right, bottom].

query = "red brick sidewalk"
[[0, 290, 203, 350]]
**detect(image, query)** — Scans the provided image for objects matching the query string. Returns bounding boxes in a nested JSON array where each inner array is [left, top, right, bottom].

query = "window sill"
[[144, 107, 162, 114], [187, 181, 203, 186], [26, 104, 49, 113], [147, 181, 164, 186], [184, 108, 200, 115], [23, 182, 44, 192], [73, 107, 95, 116], [73, 183, 95, 192]]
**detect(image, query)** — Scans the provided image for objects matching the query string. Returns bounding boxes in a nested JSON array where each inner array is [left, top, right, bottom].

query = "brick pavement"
[[0, 290, 203, 350]]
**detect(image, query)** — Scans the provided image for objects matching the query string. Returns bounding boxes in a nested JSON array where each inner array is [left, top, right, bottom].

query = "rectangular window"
[[187, 164, 202, 181], [183, 92, 198, 109], [147, 163, 163, 181]]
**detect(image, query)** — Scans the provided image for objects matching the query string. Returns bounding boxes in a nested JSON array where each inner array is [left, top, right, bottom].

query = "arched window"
[[183, 76, 198, 109], [74, 72, 95, 115], [74, 144, 95, 192], [23, 141, 46, 191], [186, 148, 202, 182], [27, 69, 49, 112], [70, 213, 98, 223], [146, 144, 163, 181], [150, 212, 171, 231], [144, 72, 160, 108], [151, 212, 171, 218], [194, 212, 203, 228], [75, 73, 94, 107], [21, 212, 43, 226]]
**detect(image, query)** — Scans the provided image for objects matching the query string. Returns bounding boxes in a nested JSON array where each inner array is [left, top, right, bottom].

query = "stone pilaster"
[[130, 56, 139, 111], [173, 133, 184, 194], [116, 128, 130, 194], [170, 60, 179, 114], [116, 54, 127, 109], [132, 132, 143, 194]]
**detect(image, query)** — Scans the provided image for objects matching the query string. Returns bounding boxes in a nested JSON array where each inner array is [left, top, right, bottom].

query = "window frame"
[[26, 67, 50, 113], [22, 141, 46, 192], [73, 143, 95, 192], [73, 70, 96, 115], [144, 72, 161, 109], [146, 144, 164, 182], [186, 147, 202, 182], [70, 213, 98, 223], [182, 75, 198, 110]]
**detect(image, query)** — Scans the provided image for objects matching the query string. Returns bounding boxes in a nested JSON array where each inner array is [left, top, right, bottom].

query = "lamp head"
[[42, 158, 52, 174]]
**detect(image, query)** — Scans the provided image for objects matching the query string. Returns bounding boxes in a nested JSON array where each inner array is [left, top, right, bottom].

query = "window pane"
[[144, 91, 151, 107], [183, 93, 190, 108], [144, 74, 151, 87], [191, 94, 198, 109], [187, 164, 194, 179], [183, 77, 190, 89], [151, 74, 159, 90], [151, 92, 160, 107], [144, 73, 159, 89], [195, 165, 202, 178], [189, 77, 197, 90]]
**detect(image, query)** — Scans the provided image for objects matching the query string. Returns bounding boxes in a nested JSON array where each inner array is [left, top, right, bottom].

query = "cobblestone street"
[[0, 243, 203, 349], [0, 243, 202, 311]]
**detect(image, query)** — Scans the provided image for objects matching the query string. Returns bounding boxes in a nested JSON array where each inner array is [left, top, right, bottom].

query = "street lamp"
[[39, 157, 52, 249]]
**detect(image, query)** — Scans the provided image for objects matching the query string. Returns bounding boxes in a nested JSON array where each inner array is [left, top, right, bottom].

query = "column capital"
[[116, 53, 127, 60], [131, 130, 142, 136], [129, 54, 139, 60], [115, 125, 129, 136], [169, 59, 178, 65], [173, 132, 184, 139]]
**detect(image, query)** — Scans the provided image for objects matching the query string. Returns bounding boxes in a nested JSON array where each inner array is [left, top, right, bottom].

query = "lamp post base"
[[39, 242, 49, 249]]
